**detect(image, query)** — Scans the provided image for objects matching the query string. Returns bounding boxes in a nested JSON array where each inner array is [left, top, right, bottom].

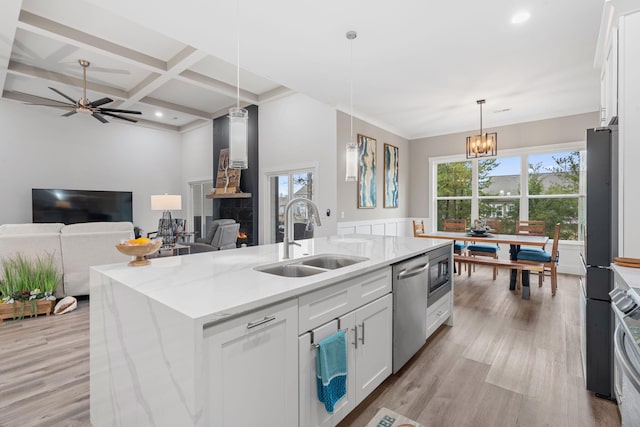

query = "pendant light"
[[345, 30, 358, 182], [466, 99, 497, 159], [229, 0, 248, 169]]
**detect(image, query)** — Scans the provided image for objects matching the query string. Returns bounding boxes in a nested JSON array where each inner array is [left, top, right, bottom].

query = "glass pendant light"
[[345, 30, 358, 182], [229, 0, 248, 169]]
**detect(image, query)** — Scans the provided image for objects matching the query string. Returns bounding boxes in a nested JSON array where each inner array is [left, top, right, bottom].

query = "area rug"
[[365, 407, 425, 427]]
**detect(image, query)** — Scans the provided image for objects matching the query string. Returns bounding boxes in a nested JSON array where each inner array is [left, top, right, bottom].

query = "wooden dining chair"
[[516, 223, 561, 296], [516, 220, 546, 251], [443, 219, 467, 274], [412, 220, 425, 237], [467, 219, 500, 280], [516, 220, 545, 235]]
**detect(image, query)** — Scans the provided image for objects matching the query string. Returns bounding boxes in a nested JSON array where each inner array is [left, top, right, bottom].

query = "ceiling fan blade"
[[27, 103, 74, 108], [62, 110, 77, 117], [98, 107, 142, 115], [49, 87, 77, 104], [89, 97, 113, 107], [92, 112, 109, 123], [101, 112, 138, 123]]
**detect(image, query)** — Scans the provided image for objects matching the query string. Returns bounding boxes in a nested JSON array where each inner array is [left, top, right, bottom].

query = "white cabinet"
[[349, 293, 393, 402], [299, 294, 393, 427], [299, 319, 356, 427], [426, 291, 452, 338], [619, 11, 640, 257], [203, 299, 299, 427], [600, 30, 618, 126]]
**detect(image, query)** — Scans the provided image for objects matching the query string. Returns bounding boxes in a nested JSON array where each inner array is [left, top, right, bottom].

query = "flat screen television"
[[32, 189, 133, 224]]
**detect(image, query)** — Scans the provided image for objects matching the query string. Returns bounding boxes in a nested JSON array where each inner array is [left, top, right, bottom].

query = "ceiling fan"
[[31, 59, 142, 123]]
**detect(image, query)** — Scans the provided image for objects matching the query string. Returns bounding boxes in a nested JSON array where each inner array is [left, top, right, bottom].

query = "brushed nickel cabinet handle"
[[359, 323, 365, 345], [352, 326, 358, 349], [247, 315, 276, 329]]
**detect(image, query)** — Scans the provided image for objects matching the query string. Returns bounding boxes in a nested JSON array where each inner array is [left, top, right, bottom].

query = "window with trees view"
[[433, 147, 584, 240]]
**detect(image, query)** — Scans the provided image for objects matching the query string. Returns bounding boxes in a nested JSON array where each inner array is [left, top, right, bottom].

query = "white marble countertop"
[[92, 234, 449, 324]]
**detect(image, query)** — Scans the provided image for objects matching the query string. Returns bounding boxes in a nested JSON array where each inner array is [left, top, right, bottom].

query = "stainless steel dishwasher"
[[392, 253, 429, 373]]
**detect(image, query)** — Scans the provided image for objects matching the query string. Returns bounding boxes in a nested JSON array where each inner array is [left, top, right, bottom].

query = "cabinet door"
[[354, 293, 393, 403], [203, 299, 298, 427], [299, 318, 356, 427]]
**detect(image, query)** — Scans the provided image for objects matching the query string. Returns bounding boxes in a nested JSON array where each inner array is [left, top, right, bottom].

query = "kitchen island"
[[90, 234, 451, 427]]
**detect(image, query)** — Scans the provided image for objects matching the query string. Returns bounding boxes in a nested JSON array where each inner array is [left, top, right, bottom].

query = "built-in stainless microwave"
[[428, 244, 452, 306]]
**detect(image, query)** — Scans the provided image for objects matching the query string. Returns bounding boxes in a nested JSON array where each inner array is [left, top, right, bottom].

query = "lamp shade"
[[345, 141, 358, 181], [229, 107, 248, 169], [151, 194, 182, 211]]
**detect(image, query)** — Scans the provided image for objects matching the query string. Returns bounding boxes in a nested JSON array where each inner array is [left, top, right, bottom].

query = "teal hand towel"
[[316, 329, 347, 413]]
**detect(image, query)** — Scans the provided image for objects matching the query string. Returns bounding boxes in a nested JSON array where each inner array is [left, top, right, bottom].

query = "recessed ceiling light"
[[511, 10, 531, 24], [155, 111, 163, 118]]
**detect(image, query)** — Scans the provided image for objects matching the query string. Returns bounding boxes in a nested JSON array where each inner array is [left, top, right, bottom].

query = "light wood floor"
[[0, 268, 621, 427], [338, 268, 621, 427]]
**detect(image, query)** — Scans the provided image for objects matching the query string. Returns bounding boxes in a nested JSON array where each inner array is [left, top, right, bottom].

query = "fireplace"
[[218, 197, 255, 246]]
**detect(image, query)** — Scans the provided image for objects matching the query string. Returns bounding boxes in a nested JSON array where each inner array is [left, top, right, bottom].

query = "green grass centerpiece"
[[0, 253, 59, 322]]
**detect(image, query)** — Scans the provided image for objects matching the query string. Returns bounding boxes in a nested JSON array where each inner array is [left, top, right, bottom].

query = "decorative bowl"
[[470, 228, 488, 235], [115, 239, 163, 266]]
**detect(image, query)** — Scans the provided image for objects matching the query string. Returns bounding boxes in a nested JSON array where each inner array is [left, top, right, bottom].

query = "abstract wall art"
[[357, 134, 377, 208], [384, 143, 398, 208]]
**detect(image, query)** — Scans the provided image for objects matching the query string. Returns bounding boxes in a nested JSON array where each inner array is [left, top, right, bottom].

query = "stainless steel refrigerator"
[[580, 124, 618, 399]]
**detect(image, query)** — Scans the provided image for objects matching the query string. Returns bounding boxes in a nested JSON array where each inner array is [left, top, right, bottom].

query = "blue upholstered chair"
[[467, 218, 500, 280], [516, 223, 560, 295], [443, 218, 467, 275]]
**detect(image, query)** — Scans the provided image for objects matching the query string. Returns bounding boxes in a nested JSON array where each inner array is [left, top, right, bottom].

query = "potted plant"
[[0, 253, 58, 323]]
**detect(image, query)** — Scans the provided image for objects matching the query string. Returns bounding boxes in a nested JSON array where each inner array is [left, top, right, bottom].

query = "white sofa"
[[0, 222, 133, 297]]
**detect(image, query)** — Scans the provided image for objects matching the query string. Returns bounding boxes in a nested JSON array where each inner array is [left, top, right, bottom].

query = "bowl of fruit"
[[115, 237, 163, 267]]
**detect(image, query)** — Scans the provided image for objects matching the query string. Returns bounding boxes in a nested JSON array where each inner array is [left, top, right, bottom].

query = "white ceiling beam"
[[0, 1, 23, 91], [17, 11, 166, 72], [179, 119, 210, 133], [177, 69, 258, 104], [118, 46, 209, 108], [7, 60, 129, 99], [258, 86, 294, 103], [140, 96, 211, 119]]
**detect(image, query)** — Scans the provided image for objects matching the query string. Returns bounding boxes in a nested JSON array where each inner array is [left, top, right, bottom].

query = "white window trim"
[[429, 141, 586, 241], [261, 162, 319, 245]]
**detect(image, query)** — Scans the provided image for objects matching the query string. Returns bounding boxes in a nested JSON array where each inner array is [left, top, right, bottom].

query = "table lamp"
[[151, 194, 182, 246]]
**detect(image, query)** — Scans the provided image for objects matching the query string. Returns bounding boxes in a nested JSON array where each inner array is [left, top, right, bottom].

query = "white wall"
[[258, 93, 338, 243], [180, 121, 213, 230], [0, 99, 182, 233], [336, 112, 410, 222]]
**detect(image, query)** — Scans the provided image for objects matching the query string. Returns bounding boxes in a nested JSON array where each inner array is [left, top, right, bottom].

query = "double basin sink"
[[255, 253, 369, 277]]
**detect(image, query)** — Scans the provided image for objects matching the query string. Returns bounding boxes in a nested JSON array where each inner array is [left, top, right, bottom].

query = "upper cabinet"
[[596, 2, 640, 257], [600, 30, 618, 126]]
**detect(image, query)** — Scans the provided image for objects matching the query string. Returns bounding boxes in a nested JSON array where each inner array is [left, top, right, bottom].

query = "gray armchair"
[[188, 219, 240, 253]]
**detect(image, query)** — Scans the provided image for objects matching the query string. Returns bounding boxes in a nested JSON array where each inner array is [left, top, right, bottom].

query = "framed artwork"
[[383, 143, 399, 208], [357, 134, 377, 208]]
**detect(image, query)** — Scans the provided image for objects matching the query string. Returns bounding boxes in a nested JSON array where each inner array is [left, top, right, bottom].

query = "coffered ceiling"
[[0, 0, 285, 132], [0, 0, 610, 137]]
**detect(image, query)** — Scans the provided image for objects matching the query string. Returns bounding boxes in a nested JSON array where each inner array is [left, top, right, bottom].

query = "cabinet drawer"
[[298, 267, 391, 334], [427, 292, 451, 338]]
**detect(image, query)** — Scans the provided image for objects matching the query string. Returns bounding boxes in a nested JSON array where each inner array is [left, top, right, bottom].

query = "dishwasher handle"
[[397, 263, 429, 280]]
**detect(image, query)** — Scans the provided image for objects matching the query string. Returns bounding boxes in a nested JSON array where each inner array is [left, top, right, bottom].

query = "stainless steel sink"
[[255, 264, 325, 277], [299, 254, 369, 270], [255, 254, 369, 277]]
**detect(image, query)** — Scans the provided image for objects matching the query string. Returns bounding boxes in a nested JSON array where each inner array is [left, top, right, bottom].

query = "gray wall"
[[337, 111, 409, 221], [408, 111, 599, 218]]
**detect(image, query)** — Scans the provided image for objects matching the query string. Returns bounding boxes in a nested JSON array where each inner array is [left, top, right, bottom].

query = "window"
[[528, 151, 581, 240], [432, 146, 584, 240], [436, 161, 471, 230], [189, 180, 214, 239], [268, 170, 315, 243]]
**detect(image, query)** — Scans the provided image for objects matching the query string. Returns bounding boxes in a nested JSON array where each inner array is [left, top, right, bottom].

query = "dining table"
[[416, 230, 549, 299]]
